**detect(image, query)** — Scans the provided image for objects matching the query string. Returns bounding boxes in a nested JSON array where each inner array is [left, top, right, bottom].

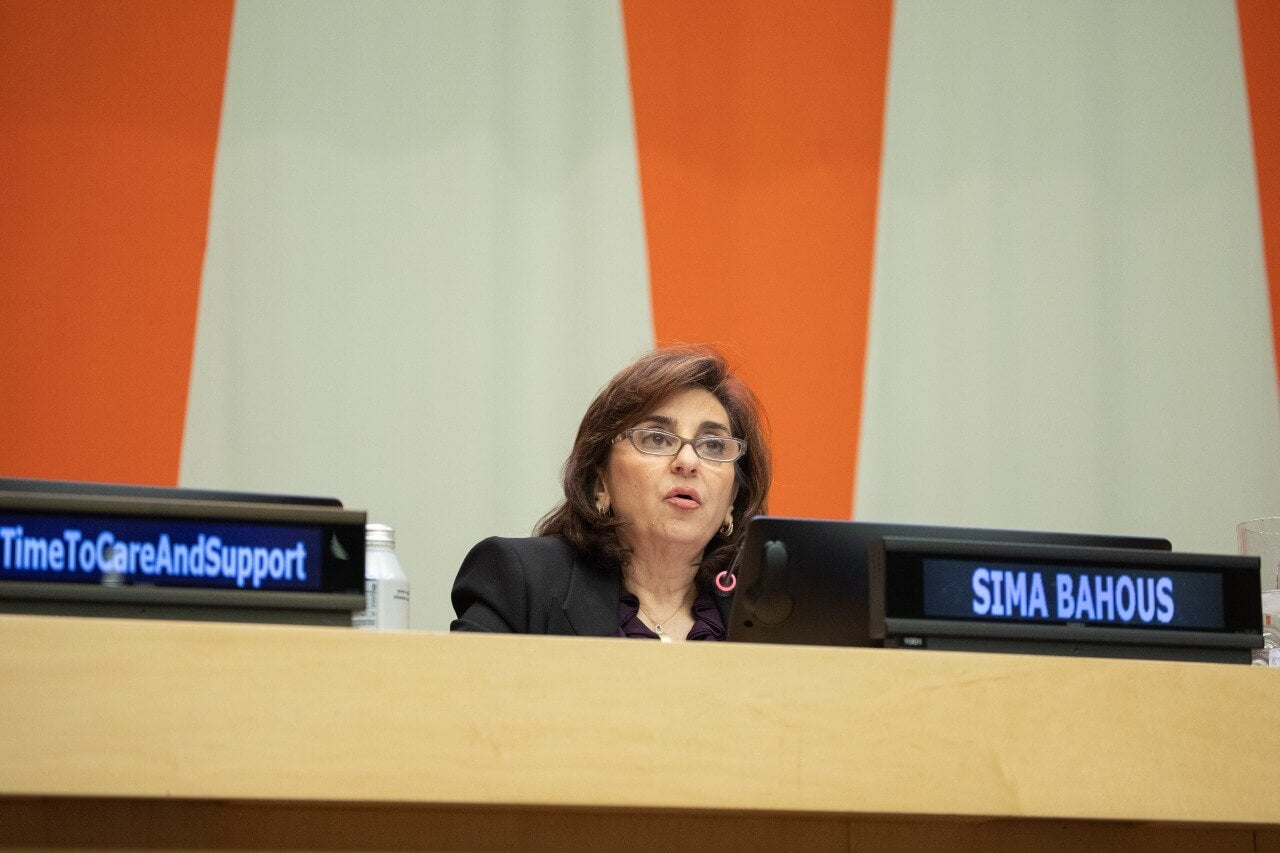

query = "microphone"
[[714, 542, 746, 595]]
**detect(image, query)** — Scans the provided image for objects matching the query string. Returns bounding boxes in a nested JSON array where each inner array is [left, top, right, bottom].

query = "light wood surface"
[[1, 613, 1278, 849]]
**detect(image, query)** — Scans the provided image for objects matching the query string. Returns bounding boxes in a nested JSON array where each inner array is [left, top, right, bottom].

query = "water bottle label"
[[351, 579, 379, 629], [375, 579, 410, 630]]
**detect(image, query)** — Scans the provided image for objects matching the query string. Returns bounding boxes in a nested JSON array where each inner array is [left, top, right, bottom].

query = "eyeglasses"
[[614, 428, 747, 463]]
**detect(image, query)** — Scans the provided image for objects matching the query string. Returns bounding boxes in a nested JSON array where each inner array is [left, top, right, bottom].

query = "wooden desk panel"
[[1, 614, 1277, 848], [0, 799, 1269, 852]]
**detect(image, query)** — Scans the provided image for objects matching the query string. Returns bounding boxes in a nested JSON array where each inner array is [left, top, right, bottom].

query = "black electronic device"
[[726, 516, 1173, 651], [0, 479, 366, 626], [0, 476, 342, 507], [872, 536, 1260, 663]]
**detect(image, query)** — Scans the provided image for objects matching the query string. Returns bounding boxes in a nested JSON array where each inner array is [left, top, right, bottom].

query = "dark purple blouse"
[[618, 588, 726, 641]]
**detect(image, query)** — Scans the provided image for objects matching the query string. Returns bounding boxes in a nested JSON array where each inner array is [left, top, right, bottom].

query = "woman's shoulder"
[[462, 535, 580, 577], [452, 534, 614, 634], [468, 534, 576, 560]]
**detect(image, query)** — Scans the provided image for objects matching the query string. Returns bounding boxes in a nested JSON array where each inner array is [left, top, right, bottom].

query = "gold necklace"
[[639, 591, 692, 643]]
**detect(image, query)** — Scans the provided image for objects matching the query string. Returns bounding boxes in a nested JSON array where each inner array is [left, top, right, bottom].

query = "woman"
[[450, 344, 771, 640]]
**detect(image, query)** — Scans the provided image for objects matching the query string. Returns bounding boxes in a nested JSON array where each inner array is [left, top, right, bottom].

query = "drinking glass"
[[1237, 518, 1280, 666]]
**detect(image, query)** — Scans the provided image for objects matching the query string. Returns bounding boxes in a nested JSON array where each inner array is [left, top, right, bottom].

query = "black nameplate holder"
[[871, 537, 1262, 664], [0, 487, 367, 626]]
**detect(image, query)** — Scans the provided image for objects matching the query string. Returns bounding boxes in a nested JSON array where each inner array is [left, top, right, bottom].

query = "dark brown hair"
[[536, 344, 771, 586]]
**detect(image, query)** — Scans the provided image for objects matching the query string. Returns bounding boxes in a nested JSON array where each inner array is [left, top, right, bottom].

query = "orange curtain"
[[624, 1, 894, 517], [0, 0, 233, 484], [1237, 1, 1280, 408]]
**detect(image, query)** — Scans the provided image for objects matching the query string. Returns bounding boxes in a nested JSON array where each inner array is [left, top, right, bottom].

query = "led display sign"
[[872, 536, 1261, 663]]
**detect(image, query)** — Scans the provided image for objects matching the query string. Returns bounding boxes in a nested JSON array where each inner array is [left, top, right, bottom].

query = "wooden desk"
[[2, 614, 1279, 850]]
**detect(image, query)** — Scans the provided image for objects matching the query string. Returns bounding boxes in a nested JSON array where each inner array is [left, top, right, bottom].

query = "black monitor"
[[0, 478, 366, 626], [724, 516, 1229, 659]]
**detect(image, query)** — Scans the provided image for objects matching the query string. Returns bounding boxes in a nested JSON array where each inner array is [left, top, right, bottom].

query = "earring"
[[720, 516, 734, 537], [596, 496, 610, 516]]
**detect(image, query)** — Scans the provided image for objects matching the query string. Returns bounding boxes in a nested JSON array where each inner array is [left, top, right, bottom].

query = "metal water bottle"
[[353, 523, 410, 630]]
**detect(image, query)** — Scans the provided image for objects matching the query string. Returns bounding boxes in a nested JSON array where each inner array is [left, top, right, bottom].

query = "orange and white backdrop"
[[4, 1, 1279, 629]]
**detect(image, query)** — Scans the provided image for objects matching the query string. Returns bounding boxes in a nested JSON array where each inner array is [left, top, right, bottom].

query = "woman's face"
[[599, 386, 739, 563]]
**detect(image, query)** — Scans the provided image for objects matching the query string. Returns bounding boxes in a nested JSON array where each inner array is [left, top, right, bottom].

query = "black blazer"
[[450, 535, 733, 635]]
